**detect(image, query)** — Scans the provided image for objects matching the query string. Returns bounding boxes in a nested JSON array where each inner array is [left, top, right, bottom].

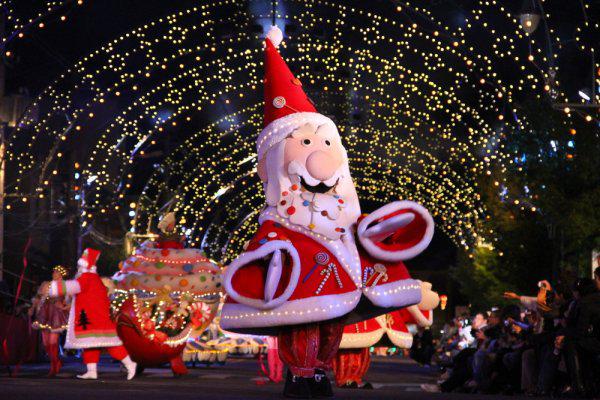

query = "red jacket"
[[50, 272, 122, 349], [222, 201, 434, 334]]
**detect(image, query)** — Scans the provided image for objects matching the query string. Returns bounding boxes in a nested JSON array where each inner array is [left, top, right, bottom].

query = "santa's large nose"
[[306, 150, 340, 181]]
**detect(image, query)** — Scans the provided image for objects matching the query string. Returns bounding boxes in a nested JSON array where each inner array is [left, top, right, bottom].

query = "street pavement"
[[1, 356, 544, 400]]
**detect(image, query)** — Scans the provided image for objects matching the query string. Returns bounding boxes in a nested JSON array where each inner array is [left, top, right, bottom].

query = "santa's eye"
[[302, 138, 312, 146], [324, 139, 331, 146]]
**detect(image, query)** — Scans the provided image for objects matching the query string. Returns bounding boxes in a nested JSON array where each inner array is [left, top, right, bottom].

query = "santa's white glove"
[[418, 281, 440, 311], [362, 213, 415, 243], [264, 249, 282, 303]]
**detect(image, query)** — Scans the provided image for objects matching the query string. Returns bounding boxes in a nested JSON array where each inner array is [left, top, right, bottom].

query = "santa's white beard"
[[75, 258, 95, 276], [263, 144, 361, 240], [276, 189, 357, 239]]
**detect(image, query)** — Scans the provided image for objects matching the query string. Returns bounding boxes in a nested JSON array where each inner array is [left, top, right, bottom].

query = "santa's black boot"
[[308, 369, 334, 398], [284, 370, 312, 399]]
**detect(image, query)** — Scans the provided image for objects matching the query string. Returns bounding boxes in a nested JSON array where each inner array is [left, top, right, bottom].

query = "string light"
[[4, 0, 598, 261]]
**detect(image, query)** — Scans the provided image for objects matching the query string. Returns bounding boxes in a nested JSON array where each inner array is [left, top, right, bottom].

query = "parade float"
[[182, 317, 268, 365], [111, 213, 222, 375]]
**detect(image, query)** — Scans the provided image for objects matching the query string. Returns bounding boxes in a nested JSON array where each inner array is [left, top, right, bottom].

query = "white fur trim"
[[64, 297, 122, 349], [357, 201, 434, 261], [339, 328, 385, 349], [362, 278, 422, 309], [386, 329, 413, 349], [361, 213, 415, 242], [257, 112, 338, 161], [264, 249, 282, 302], [221, 290, 360, 329], [406, 305, 433, 327], [224, 240, 301, 310], [266, 25, 283, 48]]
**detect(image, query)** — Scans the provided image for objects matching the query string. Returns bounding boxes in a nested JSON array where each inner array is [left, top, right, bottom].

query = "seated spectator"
[[411, 326, 434, 366]]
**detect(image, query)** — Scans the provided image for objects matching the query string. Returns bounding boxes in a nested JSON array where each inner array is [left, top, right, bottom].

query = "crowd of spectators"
[[420, 267, 600, 397]]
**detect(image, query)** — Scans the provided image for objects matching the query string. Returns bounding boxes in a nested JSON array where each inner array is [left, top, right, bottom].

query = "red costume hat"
[[257, 26, 338, 161], [78, 248, 101, 273]]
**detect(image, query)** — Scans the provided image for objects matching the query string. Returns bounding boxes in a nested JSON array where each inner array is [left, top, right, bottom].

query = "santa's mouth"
[[300, 176, 336, 194]]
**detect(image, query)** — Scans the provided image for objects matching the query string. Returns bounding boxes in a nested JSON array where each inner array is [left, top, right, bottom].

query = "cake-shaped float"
[[111, 213, 222, 376]]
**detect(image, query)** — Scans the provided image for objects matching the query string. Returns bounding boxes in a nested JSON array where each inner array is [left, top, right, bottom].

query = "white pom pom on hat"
[[266, 25, 283, 48]]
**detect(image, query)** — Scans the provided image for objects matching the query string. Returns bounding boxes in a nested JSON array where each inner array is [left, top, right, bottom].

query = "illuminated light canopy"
[[4, 1, 599, 262]]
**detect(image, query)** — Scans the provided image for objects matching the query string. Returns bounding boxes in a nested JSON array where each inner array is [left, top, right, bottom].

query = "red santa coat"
[[222, 201, 433, 333], [49, 272, 122, 349]]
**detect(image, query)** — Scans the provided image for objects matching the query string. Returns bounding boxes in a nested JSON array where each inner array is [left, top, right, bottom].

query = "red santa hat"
[[77, 247, 101, 273], [257, 26, 339, 161]]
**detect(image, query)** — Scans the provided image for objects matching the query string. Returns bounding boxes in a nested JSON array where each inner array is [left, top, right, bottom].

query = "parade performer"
[[221, 26, 439, 398], [46, 248, 137, 380], [266, 336, 284, 383], [332, 306, 433, 388], [30, 265, 70, 377]]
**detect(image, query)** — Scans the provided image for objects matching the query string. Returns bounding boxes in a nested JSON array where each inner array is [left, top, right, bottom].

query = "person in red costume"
[[333, 307, 433, 389], [46, 248, 137, 380], [221, 26, 439, 398]]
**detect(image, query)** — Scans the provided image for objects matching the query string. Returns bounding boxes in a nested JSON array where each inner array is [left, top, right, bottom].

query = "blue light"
[[128, 210, 136, 217], [567, 140, 574, 148]]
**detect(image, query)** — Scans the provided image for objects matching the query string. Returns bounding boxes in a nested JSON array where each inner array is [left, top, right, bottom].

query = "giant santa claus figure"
[[222, 26, 439, 398], [47, 248, 137, 380]]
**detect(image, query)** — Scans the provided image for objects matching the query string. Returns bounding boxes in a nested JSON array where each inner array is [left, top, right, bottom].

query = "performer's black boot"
[[284, 370, 312, 399], [308, 369, 334, 397]]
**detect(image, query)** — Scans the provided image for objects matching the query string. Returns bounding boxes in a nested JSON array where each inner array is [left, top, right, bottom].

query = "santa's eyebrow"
[[289, 123, 317, 138], [315, 124, 332, 137]]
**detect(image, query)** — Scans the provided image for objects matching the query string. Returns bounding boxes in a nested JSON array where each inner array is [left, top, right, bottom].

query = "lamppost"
[[518, 0, 599, 115]]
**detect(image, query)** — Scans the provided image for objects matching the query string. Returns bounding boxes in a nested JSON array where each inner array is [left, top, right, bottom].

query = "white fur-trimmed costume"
[[49, 249, 122, 349], [221, 201, 434, 332], [222, 26, 439, 384]]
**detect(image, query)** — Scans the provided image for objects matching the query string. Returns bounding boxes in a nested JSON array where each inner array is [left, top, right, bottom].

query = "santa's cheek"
[[283, 142, 310, 166]]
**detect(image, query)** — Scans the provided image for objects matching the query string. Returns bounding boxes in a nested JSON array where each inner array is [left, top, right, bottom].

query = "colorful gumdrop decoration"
[[111, 212, 222, 376]]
